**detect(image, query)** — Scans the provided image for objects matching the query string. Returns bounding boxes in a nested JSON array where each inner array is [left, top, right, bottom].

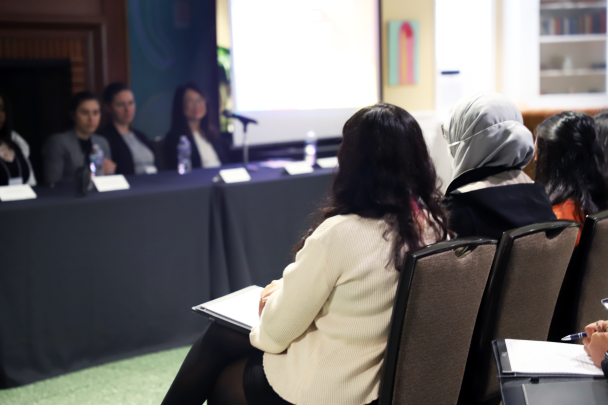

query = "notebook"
[[192, 286, 263, 332], [504, 339, 603, 376]]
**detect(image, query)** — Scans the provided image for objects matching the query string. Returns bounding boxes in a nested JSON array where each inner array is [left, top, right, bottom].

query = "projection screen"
[[229, 0, 381, 146]]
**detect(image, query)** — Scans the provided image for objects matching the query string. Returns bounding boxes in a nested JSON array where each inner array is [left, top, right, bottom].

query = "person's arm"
[[42, 136, 65, 185], [250, 236, 334, 354]]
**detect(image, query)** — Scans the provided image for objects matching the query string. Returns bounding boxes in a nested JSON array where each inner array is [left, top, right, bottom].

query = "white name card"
[[218, 168, 251, 183], [0, 184, 37, 202], [92, 175, 130, 192], [316, 157, 339, 169], [284, 161, 314, 175]]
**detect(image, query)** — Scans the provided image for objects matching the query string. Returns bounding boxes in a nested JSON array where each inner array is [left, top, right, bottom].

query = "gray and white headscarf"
[[446, 92, 534, 181]]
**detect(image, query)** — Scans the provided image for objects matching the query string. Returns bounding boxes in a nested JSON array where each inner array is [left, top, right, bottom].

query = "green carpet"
[[0, 346, 198, 405]]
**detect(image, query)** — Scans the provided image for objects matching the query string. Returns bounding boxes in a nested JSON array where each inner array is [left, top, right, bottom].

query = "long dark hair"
[[0, 89, 16, 148], [535, 111, 608, 216], [169, 82, 218, 141], [295, 103, 450, 270], [595, 110, 608, 163]]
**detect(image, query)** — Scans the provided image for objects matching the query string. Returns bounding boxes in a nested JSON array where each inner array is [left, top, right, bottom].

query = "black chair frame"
[[378, 236, 498, 405], [460, 220, 580, 405]]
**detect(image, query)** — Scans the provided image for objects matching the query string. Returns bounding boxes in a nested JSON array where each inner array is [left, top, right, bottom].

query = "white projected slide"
[[230, 0, 380, 145]]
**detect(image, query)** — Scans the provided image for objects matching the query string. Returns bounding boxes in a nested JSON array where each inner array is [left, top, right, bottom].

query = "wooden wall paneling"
[[0, 26, 102, 93], [0, 0, 129, 90], [101, 0, 129, 85], [0, 0, 102, 17]]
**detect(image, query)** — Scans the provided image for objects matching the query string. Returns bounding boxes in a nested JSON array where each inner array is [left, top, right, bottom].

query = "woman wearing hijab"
[[443, 92, 556, 240]]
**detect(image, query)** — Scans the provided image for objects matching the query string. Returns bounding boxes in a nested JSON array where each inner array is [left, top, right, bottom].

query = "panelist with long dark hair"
[[161, 103, 450, 405], [164, 83, 227, 170]]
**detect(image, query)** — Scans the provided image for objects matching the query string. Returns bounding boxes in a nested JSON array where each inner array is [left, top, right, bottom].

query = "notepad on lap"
[[192, 286, 263, 333], [505, 339, 603, 376]]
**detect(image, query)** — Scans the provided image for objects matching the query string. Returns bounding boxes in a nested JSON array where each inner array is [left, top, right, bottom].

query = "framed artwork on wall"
[[388, 20, 420, 85]]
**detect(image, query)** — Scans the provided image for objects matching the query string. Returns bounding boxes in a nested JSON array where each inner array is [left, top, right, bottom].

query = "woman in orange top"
[[535, 112, 608, 243], [536, 112, 608, 341]]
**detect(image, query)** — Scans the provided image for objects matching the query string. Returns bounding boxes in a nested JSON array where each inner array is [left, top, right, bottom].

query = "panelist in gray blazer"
[[43, 91, 115, 185]]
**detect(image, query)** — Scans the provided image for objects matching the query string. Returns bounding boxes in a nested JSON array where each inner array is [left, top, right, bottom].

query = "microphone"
[[222, 110, 258, 125]]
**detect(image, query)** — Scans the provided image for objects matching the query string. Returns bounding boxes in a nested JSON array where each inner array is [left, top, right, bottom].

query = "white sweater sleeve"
[[250, 236, 334, 354]]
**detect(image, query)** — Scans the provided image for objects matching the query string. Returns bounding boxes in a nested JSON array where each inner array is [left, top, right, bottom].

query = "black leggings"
[[161, 321, 291, 405]]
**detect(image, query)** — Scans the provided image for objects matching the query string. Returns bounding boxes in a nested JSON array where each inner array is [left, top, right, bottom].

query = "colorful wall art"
[[388, 20, 420, 86]]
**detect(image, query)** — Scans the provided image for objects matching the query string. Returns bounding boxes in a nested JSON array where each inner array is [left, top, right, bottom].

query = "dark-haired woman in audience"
[[161, 103, 450, 405], [535, 112, 608, 241], [98, 82, 157, 175], [443, 92, 556, 240], [43, 91, 115, 185], [537, 112, 608, 342], [595, 110, 608, 163], [0, 89, 36, 186], [164, 83, 227, 170]]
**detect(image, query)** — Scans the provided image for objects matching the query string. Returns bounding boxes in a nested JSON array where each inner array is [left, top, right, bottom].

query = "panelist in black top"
[[98, 83, 157, 176], [164, 83, 228, 171], [0, 89, 34, 186], [443, 92, 556, 240]]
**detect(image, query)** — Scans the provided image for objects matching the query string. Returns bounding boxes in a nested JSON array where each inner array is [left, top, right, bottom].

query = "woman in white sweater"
[[161, 103, 450, 405]]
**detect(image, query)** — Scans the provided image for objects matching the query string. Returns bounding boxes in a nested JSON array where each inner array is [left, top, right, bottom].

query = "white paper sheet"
[[200, 286, 263, 329], [505, 339, 603, 376]]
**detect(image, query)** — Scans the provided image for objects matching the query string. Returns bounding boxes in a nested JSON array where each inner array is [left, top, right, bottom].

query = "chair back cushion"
[[387, 241, 496, 405], [575, 216, 608, 331], [480, 224, 579, 400]]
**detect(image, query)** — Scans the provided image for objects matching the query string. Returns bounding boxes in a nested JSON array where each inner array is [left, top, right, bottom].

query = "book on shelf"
[[540, 12, 607, 36]]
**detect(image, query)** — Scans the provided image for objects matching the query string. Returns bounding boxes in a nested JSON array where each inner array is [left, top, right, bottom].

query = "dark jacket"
[[163, 129, 228, 170], [0, 143, 30, 186], [97, 123, 154, 176], [443, 167, 557, 240]]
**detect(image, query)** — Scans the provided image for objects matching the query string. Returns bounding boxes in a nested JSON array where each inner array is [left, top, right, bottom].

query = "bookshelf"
[[539, 0, 607, 95]]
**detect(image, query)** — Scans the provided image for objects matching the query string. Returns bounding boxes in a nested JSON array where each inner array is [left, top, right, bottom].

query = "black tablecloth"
[[0, 165, 334, 388]]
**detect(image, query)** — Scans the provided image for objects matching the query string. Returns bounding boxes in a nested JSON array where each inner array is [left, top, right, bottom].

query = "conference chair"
[[458, 220, 580, 405], [572, 210, 608, 333], [378, 237, 497, 405]]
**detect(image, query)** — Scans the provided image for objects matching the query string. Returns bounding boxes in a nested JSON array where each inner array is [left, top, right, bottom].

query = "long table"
[[0, 165, 334, 388]]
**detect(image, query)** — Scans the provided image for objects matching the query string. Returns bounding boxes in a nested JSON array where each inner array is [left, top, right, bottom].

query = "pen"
[[561, 332, 587, 341]]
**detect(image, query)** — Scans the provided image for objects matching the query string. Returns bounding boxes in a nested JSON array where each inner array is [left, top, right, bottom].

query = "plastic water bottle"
[[89, 144, 104, 177], [304, 131, 317, 166], [177, 135, 192, 175]]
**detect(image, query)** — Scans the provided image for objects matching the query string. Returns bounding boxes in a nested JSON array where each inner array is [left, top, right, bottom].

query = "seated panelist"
[[443, 92, 556, 240], [160, 103, 450, 405], [583, 320, 608, 376], [535, 112, 608, 242], [98, 82, 157, 175], [0, 89, 36, 186], [164, 83, 227, 170], [43, 91, 115, 185]]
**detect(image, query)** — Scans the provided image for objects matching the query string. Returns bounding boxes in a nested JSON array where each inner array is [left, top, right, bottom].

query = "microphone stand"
[[240, 121, 257, 171]]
